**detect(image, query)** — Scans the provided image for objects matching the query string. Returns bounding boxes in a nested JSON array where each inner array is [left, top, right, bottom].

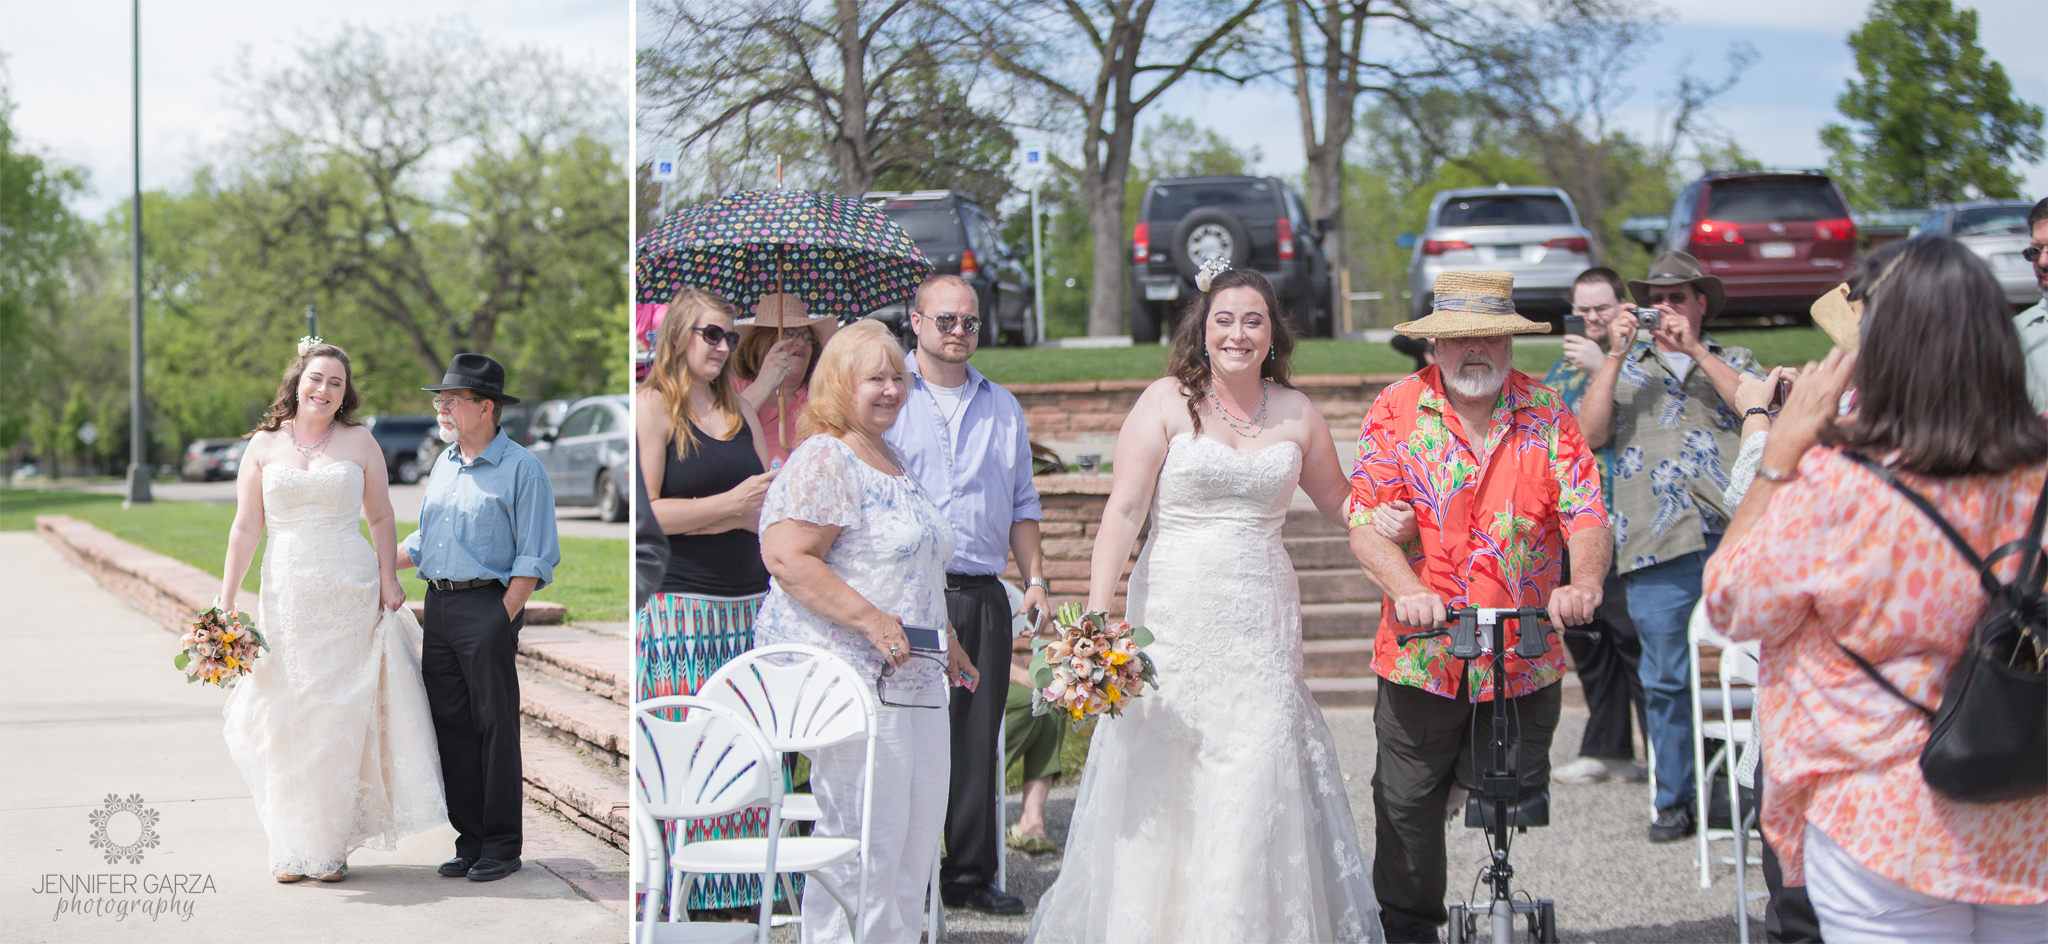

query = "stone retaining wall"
[[1009, 374, 1405, 444]]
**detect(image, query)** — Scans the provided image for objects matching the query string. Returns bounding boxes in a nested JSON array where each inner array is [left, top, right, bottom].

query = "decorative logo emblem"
[[87, 794, 161, 865]]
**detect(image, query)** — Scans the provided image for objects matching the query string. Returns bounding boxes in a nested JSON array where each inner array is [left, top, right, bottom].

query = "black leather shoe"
[[467, 857, 522, 882], [438, 856, 477, 877], [1648, 804, 1696, 842], [941, 883, 1024, 915]]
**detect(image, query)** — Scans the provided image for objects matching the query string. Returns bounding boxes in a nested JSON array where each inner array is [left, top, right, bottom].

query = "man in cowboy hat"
[[398, 352, 561, 882], [1576, 249, 1765, 843], [1347, 270, 1610, 942]]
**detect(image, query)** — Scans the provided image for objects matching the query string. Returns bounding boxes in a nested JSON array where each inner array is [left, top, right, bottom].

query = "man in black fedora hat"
[[1576, 250, 1764, 843], [398, 352, 560, 881]]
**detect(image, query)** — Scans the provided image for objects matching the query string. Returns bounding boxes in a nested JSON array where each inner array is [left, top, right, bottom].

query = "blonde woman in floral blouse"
[[1705, 237, 2048, 941]]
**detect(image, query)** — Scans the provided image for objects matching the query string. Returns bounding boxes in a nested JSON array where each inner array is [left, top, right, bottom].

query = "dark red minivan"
[[1659, 171, 1857, 315]]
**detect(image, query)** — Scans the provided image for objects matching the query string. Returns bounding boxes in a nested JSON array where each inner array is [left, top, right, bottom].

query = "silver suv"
[[1402, 185, 1593, 320]]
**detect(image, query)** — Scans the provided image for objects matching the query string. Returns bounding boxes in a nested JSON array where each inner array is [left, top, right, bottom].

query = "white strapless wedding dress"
[[221, 460, 445, 876], [1026, 433, 1384, 943]]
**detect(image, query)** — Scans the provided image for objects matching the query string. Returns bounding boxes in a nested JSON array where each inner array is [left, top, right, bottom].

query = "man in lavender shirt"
[[883, 273, 1049, 915]]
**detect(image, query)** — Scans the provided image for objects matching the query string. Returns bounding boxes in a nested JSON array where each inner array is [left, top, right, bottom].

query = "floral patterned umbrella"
[[635, 188, 933, 320]]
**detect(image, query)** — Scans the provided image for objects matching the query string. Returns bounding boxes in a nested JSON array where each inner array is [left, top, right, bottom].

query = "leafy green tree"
[[1820, 0, 2044, 209], [0, 65, 92, 458]]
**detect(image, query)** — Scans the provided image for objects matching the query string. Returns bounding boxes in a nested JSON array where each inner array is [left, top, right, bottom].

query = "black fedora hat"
[[421, 353, 521, 404]]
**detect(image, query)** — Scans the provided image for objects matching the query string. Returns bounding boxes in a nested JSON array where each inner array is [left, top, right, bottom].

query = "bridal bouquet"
[[1029, 603, 1159, 727], [174, 603, 268, 688]]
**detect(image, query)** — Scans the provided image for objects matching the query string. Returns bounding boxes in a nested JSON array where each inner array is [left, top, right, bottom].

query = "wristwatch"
[[1026, 577, 1049, 590]]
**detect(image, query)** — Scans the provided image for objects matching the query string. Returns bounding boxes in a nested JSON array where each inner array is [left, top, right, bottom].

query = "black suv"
[[1129, 176, 1332, 343], [864, 191, 1035, 346], [363, 414, 439, 484]]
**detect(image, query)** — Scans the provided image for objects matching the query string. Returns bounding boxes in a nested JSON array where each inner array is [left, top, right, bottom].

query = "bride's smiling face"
[[1205, 287, 1271, 377], [296, 356, 348, 422]]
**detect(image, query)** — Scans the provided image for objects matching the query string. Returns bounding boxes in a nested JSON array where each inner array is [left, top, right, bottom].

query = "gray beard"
[[1444, 360, 1507, 401], [437, 425, 458, 444]]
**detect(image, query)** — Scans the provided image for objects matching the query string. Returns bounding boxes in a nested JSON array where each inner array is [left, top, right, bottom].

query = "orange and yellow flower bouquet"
[[174, 603, 268, 687], [1028, 603, 1158, 727]]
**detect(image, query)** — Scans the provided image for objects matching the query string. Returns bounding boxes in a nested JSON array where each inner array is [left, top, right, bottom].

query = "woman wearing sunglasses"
[[732, 292, 839, 465], [632, 286, 781, 915], [754, 318, 979, 944]]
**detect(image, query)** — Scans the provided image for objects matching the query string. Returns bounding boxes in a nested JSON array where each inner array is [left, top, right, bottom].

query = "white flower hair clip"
[[1194, 257, 1232, 293], [297, 335, 323, 356]]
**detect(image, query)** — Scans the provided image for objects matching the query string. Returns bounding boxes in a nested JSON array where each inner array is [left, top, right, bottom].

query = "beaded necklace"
[[1207, 379, 1270, 436], [286, 418, 334, 458]]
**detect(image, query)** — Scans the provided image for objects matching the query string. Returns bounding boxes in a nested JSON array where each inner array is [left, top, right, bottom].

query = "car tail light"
[[1543, 236, 1590, 253], [1814, 217, 1856, 241], [1421, 240, 1472, 256], [1277, 217, 1295, 260], [960, 248, 978, 277], [1132, 222, 1151, 264], [1693, 219, 1743, 245]]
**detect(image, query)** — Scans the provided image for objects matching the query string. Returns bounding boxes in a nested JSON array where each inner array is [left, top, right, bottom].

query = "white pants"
[[802, 703, 950, 944], [1806, 823, 2048, 943]]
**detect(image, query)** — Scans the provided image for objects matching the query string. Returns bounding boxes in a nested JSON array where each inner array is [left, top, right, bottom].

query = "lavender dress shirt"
[[882, 356, 1042, 576]]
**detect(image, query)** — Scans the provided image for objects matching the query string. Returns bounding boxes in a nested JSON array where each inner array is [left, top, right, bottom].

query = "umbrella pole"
[[777, 261, 790, 448]]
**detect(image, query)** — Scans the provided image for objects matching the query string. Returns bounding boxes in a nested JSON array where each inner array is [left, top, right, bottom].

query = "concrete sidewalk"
[[0, 532, 626, 944]]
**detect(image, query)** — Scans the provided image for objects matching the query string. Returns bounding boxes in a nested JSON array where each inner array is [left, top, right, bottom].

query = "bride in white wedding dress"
[[216, 344, 445, 883], [1027, 268, 1384, 943]]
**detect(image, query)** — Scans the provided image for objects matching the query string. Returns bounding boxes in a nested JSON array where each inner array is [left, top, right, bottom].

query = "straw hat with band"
[[1626, 250, 1726, 319], [1395, 271, 1551, 338], [733, 292, 840, 343]]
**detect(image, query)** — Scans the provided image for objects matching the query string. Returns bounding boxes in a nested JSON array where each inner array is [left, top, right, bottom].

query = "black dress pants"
[[424, 582, 525, 861], [938, 575, 1013, 891], [1372, 678, 1563, 943], [1564, 571, 1645, 760]]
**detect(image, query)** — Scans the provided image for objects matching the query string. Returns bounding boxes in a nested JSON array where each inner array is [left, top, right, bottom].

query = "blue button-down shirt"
[[403, 428, 561, 588], [882, 357, 1042, 576]]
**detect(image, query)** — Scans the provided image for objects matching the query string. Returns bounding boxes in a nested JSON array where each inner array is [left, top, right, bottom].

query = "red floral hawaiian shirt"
[[1348, 365, 1608, 701]]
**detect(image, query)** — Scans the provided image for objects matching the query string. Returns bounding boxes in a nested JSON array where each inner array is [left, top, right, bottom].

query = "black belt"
[[945, 573, 1001, 591], [427, 577, 501, 592]]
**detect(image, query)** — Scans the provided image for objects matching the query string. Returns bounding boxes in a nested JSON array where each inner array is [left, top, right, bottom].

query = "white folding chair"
[[635, 694, 867, 944], [694, 645, 879, 941], [1687, 602, 1762, 898], [634, 804, 756, 944]]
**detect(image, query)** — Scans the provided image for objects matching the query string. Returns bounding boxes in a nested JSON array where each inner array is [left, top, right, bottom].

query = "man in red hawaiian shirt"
[[1348, 270, 1610, 943]]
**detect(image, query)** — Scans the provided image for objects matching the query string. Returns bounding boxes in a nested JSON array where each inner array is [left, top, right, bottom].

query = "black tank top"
[[659, 417, 771, 596]]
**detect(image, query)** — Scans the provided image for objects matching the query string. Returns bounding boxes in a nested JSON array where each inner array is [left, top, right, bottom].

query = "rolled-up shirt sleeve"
[[1010, 411, 1043, 523], [401, 527, 423, 567], [509, 458, 561, 588]]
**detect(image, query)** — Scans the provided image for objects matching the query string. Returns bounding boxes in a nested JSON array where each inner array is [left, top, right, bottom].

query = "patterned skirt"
[[637, 591, 793, 910]]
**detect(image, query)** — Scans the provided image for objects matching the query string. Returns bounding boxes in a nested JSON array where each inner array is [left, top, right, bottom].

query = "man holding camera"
[[1577, 250, 1763, 842]]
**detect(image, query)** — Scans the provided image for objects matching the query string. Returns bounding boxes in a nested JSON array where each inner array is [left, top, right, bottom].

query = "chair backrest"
[[1720, 639, 1761, 689], [700, 644, 878, 753], [633, 695, 780, 822]]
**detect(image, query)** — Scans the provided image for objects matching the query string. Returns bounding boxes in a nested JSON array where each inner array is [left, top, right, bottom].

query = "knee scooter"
[[1396, 606, 1573, 944]]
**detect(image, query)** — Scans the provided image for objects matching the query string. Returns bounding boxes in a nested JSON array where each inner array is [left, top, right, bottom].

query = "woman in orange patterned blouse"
[[1705, 237, 2048, 941]]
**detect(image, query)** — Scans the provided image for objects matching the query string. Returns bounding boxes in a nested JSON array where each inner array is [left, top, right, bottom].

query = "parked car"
[[1912, 199, 2039, 308], [413, 400, 547, 478], [1652, 170, 1857, 316], [530, 394, 630, 523], [215, 439, 249, 480], [181, 438, 239, 481], [1401, 185, 1593, 323], [1130, 175, 1333, 343], [864, 190, 1035, 347], [362, 414, 438, 485]]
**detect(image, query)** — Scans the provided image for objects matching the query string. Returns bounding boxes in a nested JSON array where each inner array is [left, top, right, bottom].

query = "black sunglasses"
[[877, 652, 947, 709], [692, 325, 739, 349], [2025, 247, 2043, 264]]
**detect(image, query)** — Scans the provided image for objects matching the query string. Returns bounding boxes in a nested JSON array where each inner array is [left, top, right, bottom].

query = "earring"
[[1268, 347, 1277, 361], [1202, 347, 1210, 358]]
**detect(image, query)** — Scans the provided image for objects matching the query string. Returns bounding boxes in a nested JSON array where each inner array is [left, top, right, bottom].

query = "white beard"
[[1444, 358, 1508, 401], [437, 425, 458, 444]]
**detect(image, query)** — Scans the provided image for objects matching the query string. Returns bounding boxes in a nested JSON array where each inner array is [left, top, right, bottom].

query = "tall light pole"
[[125, 0, 151, 505], [1018, 140, 1049, 346]]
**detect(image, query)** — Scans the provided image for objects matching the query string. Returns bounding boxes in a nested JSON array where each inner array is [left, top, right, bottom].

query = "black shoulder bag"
[[1839, 452, 2048, 804]]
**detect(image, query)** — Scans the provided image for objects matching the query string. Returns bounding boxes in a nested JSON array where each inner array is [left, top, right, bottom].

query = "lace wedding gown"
[[221, 460, 445, 876], [1026, 433, 1384, 943]]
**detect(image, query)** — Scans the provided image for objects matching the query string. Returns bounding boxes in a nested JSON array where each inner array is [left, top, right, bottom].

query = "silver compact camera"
[[1631, 307, 1663, 331]]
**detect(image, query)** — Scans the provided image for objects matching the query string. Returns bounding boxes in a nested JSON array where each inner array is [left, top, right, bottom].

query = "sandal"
[[315, 864, 348, 883], [1005, 825, 1058, 856], [275, 871, 307, 884]]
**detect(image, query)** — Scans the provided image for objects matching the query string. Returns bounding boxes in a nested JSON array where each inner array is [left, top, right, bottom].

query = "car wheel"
[[1131, 300, 1163, 345], [396, 456, 421, 485], [979, 289, 1001, 347], [1170, 208, 1252, 283], [597, 470, 627, 523]]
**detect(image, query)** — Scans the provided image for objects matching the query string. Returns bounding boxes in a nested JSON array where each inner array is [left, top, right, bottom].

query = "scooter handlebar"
[[1393, 606, 1561, 659]]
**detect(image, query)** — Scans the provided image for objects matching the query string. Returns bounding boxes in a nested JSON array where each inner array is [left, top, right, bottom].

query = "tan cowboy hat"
[[1627, 251, 1727, 318], [1395, 271, 1551, 338], [734, 292, 840, 343]]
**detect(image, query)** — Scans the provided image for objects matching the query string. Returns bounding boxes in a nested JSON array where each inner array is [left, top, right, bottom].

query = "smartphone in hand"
[[1563, 314, 1586, 338]]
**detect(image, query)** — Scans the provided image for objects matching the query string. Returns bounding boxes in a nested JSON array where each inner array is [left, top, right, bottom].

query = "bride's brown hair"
[[252, 343, 365, 434], [1166, 268, 1296, 432]]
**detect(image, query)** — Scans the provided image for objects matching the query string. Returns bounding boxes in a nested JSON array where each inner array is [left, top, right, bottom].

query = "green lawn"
[[969, 327, 1840, 386], [1, 488, 626, 622]]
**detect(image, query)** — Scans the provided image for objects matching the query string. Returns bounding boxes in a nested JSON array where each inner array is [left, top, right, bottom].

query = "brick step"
[[1309, 673, 1586, 709], [1298, 568, 1383, 604], [518, 625, 629, 707], [521, 722, 628, 850], [1285, 534, 1364, 570], [519, 664, 628, 770], [1303, 638, 1374, 678], [1302, 602, 1380, 639], [1285, 508, 1349, 537]]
